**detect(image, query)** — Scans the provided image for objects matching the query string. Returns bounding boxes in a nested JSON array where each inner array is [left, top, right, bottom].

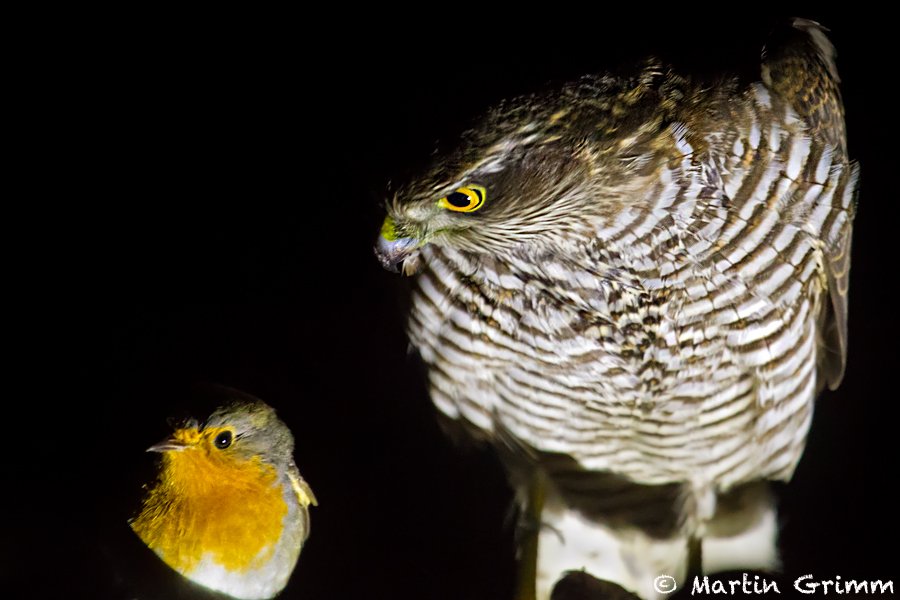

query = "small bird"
[[130, 395, 316, 600]]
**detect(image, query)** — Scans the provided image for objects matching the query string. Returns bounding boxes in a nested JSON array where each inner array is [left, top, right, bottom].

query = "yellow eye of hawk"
[[438, 185, 486, 213]]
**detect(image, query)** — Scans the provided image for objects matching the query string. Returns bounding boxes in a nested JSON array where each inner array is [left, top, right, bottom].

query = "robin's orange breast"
[[131, 442, 289, 576]]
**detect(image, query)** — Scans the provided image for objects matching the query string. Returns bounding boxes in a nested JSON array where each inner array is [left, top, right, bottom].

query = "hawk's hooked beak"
[[375, 216, 422, 275]]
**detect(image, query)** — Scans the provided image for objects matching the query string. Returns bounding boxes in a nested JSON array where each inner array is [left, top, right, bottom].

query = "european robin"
[[130, 397, 316, 600]]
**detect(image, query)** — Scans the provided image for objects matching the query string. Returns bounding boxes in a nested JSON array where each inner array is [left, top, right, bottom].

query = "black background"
[[12, 12, 898, 600]]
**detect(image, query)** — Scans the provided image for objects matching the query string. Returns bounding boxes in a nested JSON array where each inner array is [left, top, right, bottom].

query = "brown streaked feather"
[[764, 19, 856, 390], [820, 218, 855, 390], [762, 18, 847, 157]]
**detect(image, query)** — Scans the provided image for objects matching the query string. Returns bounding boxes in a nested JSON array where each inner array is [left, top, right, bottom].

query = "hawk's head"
[[374, 66, 682, 275]]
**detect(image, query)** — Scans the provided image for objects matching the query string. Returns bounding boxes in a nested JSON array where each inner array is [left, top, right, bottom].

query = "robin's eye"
[[214, 431, 233, 449], [438, 185, 486, 213]]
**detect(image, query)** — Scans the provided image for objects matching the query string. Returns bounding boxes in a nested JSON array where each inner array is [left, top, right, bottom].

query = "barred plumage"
[[377, 19, 857, 600]]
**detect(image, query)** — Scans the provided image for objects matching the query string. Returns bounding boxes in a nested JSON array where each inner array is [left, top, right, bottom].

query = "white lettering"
[[692, 576, 711, 595], [870, 581, 894, 594], [795, 574, 817, 594]]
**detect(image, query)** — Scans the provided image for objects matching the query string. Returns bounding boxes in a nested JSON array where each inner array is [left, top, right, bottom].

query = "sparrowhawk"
[[376, 19, 857, 600]]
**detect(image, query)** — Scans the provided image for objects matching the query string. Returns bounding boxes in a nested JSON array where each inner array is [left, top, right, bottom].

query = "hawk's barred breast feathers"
[[394, 19, 857, 493]]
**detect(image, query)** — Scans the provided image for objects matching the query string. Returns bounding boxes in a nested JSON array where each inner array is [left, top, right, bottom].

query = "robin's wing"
[[288, 467, 318, 508], [287, 466, 316, 542]]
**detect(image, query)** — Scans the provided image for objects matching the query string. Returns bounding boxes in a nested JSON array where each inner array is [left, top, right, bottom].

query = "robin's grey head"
[[203, 400, 295, 469], [147, 398, 296, 472]]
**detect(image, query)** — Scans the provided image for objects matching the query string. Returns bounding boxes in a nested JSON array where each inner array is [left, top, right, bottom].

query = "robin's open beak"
[[146, 437, 189, 453]]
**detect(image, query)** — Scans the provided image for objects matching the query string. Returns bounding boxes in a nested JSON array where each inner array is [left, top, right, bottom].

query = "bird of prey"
[[376, 19, 857, 600]]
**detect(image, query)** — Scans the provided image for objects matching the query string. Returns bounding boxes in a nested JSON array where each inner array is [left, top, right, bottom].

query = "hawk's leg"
[[687, 534, 703, 583], [515, 472, 546, 600]]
